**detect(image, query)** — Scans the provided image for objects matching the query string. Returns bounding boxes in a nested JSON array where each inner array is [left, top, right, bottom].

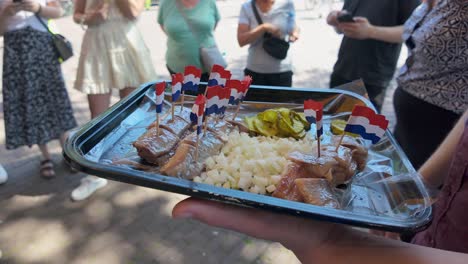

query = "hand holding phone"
[[337, 12, 355, 23]]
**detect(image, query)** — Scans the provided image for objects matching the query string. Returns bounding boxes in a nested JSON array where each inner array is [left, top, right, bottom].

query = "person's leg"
[[71, 93, 111, 201], [38, 144, 55, 178], [119, 87, 135, 99], [272, 71, 293, 87], [0, 164, 8, 185], [393, 87, 460, 169], [87, 93, 111, 119]]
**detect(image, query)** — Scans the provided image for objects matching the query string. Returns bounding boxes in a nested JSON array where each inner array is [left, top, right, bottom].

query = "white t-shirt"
[[238, 0, 295, 73], [0, 0, 51, 33]]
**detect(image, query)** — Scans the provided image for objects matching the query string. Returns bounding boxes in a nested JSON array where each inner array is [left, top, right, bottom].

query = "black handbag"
[[35, 15, 74, 62], [251, 1, 290, 60]]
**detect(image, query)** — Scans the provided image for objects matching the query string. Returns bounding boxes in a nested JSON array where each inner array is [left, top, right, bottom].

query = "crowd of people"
[[1, 0, 467, 261]]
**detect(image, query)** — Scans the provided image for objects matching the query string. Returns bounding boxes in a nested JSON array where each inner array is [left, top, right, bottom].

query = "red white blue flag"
[[227, 80, 246, 106], [205, 85, 223, 116], [155, 81, 166, 113], [344, 105, 389, 144], [208, 64, 231, 87], [240, 75, 252, 101], [171, 73, 183, 102], [190, 95, 206, 135], [304, 99, 323, 138], [183, 65, 201, 92], [218, 86, 231, 115]]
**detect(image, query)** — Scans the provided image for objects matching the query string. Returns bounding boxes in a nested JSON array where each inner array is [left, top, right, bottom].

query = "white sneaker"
[[0, 164, 8, 185], [71, 176, 108, 201]]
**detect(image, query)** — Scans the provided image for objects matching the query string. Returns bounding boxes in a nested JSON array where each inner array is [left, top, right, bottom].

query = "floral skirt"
[[2, 27, 77, 149]]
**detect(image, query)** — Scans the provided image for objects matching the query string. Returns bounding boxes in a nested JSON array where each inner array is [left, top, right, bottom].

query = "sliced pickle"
[[245, 108, 311, 139]]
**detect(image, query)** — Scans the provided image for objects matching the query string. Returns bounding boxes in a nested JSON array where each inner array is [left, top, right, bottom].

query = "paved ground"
[[0, 1, 405, 263]]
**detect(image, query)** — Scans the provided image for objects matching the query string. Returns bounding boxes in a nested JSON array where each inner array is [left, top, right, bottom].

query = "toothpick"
[[317, 135, 321, 157], [180, 92, 185, 112], [203, 116, 210, 136], [171, 102, 175, 121], [232, 103, 241, 121], [156, 112, 160, 136], [335, 115, 352, 152], [195, 133, 200, 162]]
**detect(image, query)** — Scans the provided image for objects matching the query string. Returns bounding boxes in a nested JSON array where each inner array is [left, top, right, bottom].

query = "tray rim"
[[63, 81, 432, 232]]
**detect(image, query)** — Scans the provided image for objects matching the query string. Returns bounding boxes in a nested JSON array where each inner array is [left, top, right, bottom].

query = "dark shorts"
[[244, 68, 293, 87]]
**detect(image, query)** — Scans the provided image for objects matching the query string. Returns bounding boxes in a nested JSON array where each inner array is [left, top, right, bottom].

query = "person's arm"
[[418, 110, 468, 189], [236, 3, 280, 47], [338, 17, 404, 43], [0, 1, 19, 35], [213, 0, 220, 30], [20, 0, 63, 19], [326, 10, 341, 28], [73, 0, 108, 26], [115, 0, 145, 20], [237, 23, 279, 47], [159, 24, 166, 34], [287, 1, 299, 42], [289, 25, 299, 42], [173, 198, 468, 264]]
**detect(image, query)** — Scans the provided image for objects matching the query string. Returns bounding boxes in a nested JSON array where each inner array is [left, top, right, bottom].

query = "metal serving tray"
[[63, 82, 432, 232]]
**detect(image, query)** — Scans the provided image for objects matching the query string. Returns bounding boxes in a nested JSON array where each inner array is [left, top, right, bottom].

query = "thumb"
[[172, 197, 339, 251]]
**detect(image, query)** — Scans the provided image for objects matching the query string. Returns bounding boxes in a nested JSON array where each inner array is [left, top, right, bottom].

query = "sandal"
[[40, 159, 56, 179]]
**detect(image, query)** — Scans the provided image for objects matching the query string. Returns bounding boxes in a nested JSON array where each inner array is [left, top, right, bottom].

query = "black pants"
[[330, 72, 387, 113], [393, 87, 461, 170], [244, 68, 293, 87], [167, 65, 209, 95]]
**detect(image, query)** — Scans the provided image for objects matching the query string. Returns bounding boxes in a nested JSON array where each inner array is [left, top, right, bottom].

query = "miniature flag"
[[304, 99, 323, 138], [171, 73, 183, 102], [240, 75, 252, 101], [208, 64, 231, 87], [190, 95, 206, 135], [183, 65, 201, 92], [218, 86, 232, 115], [205, 85, 223, 116], [227, 80, 246, 105], [344, 105, 389, 144], [155, 81, 166, 113]]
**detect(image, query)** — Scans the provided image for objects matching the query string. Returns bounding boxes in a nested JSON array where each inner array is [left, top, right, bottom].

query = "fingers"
[[352, 16, 368, 23], [326, 10, 340, 26], [172, 197, 338, 251]]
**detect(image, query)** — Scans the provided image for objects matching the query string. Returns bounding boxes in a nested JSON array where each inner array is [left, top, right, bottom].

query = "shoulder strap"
[[251, 0, 263, 25], [175, 1, 202, 46], [34, 14, 55, 36]]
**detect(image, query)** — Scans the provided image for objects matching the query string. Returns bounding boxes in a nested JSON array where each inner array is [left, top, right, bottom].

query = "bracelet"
[[35, 4, 42, 15]]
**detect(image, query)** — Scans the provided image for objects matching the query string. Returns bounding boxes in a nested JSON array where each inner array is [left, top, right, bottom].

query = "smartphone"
[[13, 0, 23, 3], [337, 12, 355, 23]]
